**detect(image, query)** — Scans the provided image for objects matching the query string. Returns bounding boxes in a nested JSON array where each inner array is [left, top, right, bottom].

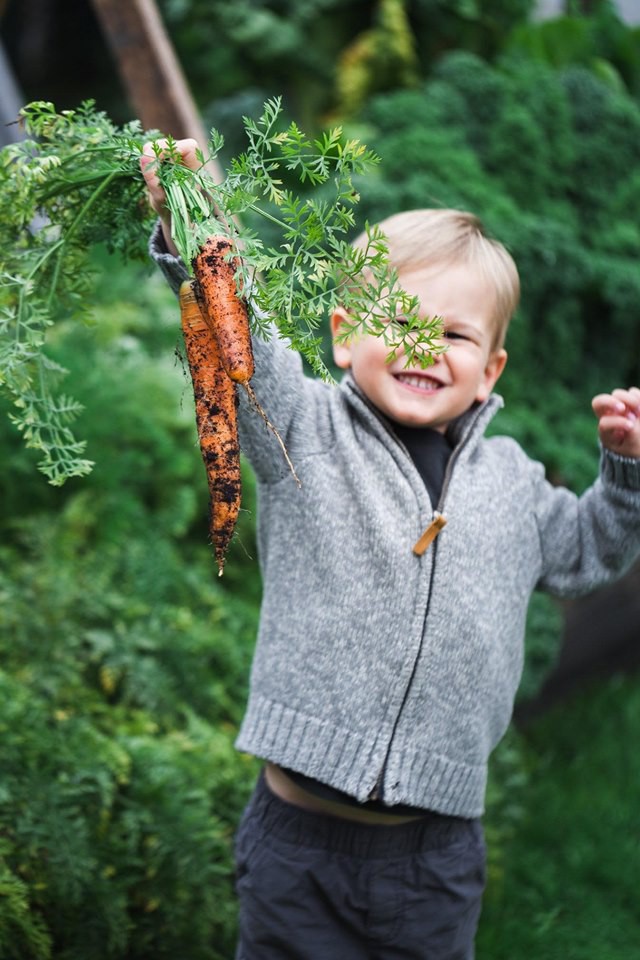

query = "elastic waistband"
[[245, 771, 479, 860]]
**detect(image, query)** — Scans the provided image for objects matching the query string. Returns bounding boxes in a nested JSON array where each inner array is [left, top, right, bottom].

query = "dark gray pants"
[[234, 772, 486, 960]]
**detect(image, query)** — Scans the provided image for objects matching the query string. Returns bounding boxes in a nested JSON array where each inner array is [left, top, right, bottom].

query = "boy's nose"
[[427, 342, 446, 366]]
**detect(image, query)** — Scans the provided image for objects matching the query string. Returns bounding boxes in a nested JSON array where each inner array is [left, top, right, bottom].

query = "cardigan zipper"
[[367, 402, 488, 804], [367, 536, 441, 801]]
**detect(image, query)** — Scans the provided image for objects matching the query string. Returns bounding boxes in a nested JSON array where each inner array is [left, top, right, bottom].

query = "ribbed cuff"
[[148, 220, 189, 296], [601, 446, 640, 490]]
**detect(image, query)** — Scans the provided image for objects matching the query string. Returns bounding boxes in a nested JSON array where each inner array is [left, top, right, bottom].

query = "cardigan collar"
[[339, 370, 504, 456]]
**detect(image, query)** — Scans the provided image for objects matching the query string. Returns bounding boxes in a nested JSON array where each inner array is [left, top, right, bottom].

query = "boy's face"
[[331, 261, 507, 431]]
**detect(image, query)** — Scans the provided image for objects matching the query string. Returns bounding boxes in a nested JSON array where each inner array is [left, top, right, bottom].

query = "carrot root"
[[179, 280, 241, 575], [192, 236, 255, 384], [181, 235, 300, 574], [242, 383, 301, 488]]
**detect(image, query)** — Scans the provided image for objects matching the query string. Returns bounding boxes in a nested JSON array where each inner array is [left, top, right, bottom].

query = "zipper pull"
[[368, 782, 382, 802], [412, 512, 447, 556]]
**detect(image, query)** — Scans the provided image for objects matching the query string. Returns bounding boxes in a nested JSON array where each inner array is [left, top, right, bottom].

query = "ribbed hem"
[[385, 743, 487, 819], [235, 695, 487, 819], [235, 696, 388, 803]]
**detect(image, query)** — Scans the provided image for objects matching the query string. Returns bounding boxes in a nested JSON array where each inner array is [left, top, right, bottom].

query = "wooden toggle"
[[412, 513, 447, 556]]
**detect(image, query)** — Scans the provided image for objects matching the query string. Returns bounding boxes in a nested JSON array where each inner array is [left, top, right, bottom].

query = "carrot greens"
[[1, 97, 442, 485], [0, 101, 156, 484]]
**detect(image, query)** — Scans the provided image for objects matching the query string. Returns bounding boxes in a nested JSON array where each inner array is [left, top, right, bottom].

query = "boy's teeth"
[[397, 374, 441, 390]]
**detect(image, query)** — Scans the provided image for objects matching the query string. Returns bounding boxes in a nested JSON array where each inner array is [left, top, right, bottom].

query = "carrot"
[[192, 236, 255, 384], [181, 238, 298, 576], [179, 279, 241, 576]]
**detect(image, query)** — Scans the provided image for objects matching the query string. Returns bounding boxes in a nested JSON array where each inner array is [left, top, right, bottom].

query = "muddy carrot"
[[179, 279, 241, 576], [192, 236, 255, 384]]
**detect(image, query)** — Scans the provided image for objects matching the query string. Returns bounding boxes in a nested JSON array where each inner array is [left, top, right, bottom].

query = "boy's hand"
[[592, 387, 640, 458], [139, 138, 200, 255]]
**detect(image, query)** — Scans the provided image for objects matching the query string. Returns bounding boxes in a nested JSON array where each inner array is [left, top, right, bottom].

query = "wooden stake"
[[90, 0, 221, 179]]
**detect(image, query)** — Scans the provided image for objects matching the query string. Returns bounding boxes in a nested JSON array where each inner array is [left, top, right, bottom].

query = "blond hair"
[[353, 209, 520, 351]]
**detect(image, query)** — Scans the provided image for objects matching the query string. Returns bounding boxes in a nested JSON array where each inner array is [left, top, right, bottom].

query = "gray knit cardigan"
[[153, 229, 640, 818]]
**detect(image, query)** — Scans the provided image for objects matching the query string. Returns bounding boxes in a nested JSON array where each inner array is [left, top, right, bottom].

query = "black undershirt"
[[282, 424, 453, 814], [392, 423, 452, 510]]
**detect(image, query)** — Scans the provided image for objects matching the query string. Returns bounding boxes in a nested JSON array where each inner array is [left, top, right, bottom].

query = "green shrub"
[[0, 472, 261, 955], [0, 255, 261, 957], [479, 676, 640, 958], [0, 669, 257, 959]]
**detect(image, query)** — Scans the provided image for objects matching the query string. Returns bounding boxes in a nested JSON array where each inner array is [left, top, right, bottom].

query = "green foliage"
[[0, 260, 261, 957], [153, 0, 537, 135], [516, 593, 564, 703], [159, 0, 385, 129], [1, 96, 443, 483], [0, 668, 253, 960], [482, 726, 529, 898], [482, 593, 563, 894], [506, 2, 640, 99], [0, 532, 256, 960], [509, 13, 599, 68], [479, 675, 640, 957], [561, 66, 640, 236], [0, 101, 156, 485], [0, 843, 52, 960], [332, 0, 420, 118], [408, 0, 537, 68]]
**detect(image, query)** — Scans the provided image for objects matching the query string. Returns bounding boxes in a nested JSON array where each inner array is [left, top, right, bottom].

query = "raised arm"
[[140, 142, 324, 483], [533, 389, 640, 597]]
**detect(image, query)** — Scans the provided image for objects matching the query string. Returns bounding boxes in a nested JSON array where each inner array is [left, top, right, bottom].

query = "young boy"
[[141, 143, 640, 960]]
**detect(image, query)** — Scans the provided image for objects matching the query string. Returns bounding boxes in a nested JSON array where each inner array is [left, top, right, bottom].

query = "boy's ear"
[[476, 348, 508, 403], [330, 307, 353, 370]]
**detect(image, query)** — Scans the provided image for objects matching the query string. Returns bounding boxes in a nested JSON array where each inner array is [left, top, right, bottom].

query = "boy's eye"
[[443, 330, 468, 341]]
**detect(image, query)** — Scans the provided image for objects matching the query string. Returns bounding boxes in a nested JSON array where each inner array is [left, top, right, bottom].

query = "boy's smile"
[[332, 261, 508, 431], [394, 372, 443, 393]]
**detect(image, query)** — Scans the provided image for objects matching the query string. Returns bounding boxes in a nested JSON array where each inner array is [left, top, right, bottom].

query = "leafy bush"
[[505, 1, 640, 99], [478, 675, 640, 958], [0, 521, 259, 958], [0, 255, 260, 958], [157, 0, 538, 138], [0, 668, 255, 960]]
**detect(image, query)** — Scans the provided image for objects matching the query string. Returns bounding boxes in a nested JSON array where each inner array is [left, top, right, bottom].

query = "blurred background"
[[1, 2, 640, 957]]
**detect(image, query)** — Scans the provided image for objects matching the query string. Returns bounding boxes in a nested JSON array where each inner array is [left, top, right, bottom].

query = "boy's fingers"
[[598, 414, 632, 437], [177, 139, 202, 170], [140, 137, 201, 170], [595, 387, 640, 456], [611, 386, 640, 411], [592, 394, 623, 420], [139, 137, 203, 216], [592, 387, 640, 420], [598, 419, 640, 457], [139, 142, 167, 213]]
